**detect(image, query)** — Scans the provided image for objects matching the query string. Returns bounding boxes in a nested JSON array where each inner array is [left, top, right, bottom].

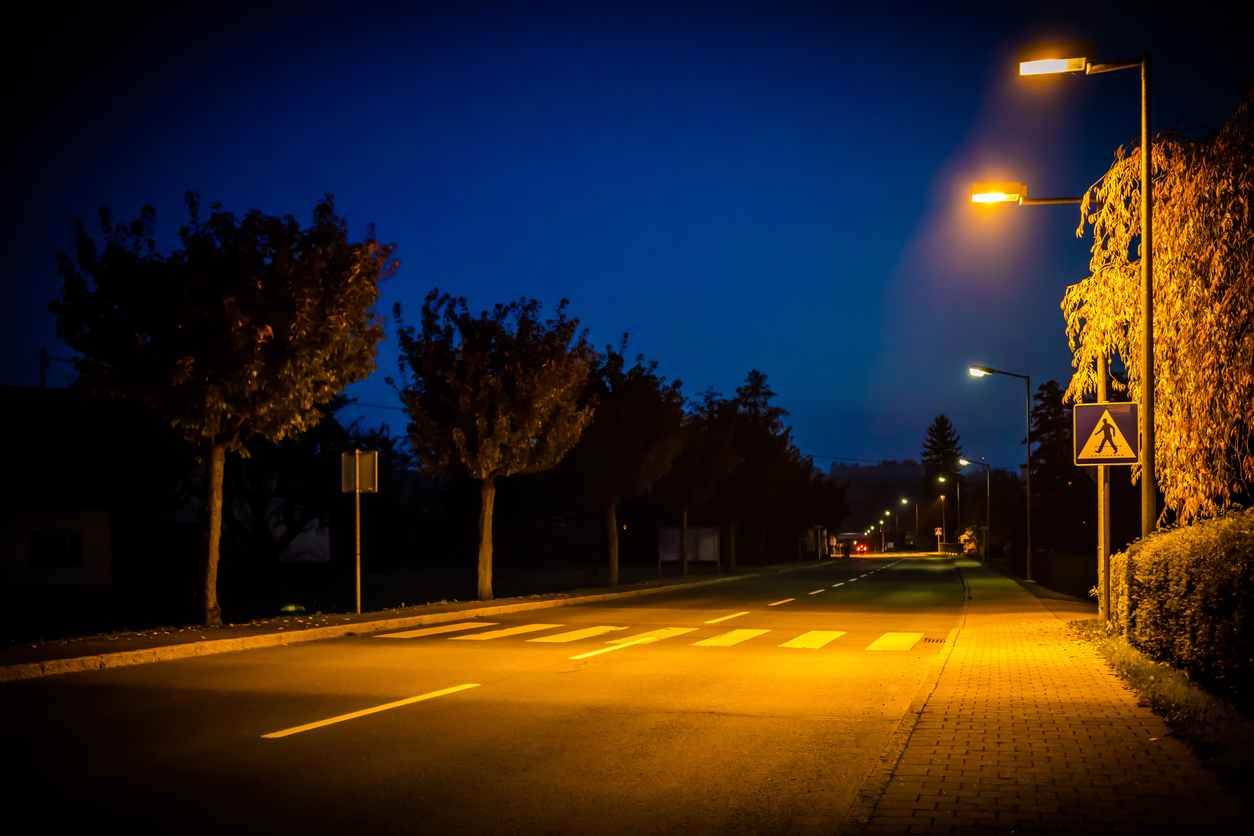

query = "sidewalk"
[[854, 559, 1250, 834]]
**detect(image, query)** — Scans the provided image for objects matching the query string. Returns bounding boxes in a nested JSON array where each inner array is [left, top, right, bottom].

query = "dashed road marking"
[[705, 612, 750, 624], [808, 589, 825, 595], [779, 631, 846, 649], [768, 599, 795, 606], [262, 684, 479, 738], [608, 627, 697, 644]]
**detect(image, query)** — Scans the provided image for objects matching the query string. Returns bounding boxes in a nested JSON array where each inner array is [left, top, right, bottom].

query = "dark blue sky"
[[4, 0, 1250, 472]]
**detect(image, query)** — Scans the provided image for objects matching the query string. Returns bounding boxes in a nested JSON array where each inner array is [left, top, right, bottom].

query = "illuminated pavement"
[[1, 555, 963, 834]]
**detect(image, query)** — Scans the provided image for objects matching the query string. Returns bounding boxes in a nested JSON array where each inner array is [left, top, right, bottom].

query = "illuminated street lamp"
[[1011, 40, 1157, 541], [969, 364, 1033, 579], [938, 475, 960, 542], [960, 459, 992, 561], [971, 182, 1082, 206], [901, 497, 917, 550]]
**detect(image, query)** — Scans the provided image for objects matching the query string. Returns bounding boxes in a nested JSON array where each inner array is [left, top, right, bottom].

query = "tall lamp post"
[[969, 365, 1033, 580], [902, 498, 916, 551], [979, 41, 1155, 542], [960, 459, 991, 561]]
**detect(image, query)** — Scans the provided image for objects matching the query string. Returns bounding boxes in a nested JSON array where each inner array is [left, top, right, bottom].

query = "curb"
[[1, 561, 832, 684], [836, 558, 968, 835]]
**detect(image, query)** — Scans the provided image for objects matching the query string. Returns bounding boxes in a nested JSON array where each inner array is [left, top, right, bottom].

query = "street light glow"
[[1018, 42, 1090, 75], [969, 366, 992, 377], [971, 182, 1025, 203], [959, 459, 970, 466]]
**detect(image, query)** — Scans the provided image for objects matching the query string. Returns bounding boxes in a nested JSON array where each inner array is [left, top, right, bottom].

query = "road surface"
[[1, 555, 965, 834]]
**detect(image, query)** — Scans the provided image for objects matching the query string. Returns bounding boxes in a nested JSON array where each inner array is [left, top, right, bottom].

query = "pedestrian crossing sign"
[[1073, 402, 1138, 465]]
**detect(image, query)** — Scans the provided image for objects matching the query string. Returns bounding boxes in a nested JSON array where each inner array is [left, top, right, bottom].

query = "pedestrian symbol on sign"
[[1073, 403, 1139, 466]]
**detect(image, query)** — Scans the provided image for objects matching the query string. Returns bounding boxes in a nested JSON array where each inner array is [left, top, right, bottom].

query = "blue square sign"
[[1074, 402, 1139, 465]]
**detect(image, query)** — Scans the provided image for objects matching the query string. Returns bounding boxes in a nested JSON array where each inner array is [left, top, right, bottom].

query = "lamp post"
[[939, 495, 946, 550], [960, 459, 992, 561], [969, 365, 1033, 580], [994, 42, 1156, 541], [902, 498, 916, 551]]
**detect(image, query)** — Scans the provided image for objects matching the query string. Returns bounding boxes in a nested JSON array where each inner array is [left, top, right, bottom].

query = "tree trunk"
[[727, 519, 738, 573], [477, 475, 496, 601], [605, 500, 619, 586], [201, 441, 227, 627], [680, 508, 689, 577]]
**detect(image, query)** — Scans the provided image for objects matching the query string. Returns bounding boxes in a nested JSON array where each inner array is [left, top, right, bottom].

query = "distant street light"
[[938, 475, 960, 543], [960, 459, 992, 561], [969, 364, 1033, 580], [901, 497, 916, 549]]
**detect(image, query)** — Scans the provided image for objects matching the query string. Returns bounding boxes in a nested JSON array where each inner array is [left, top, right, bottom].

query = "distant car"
[[855, 543, 868, 554]]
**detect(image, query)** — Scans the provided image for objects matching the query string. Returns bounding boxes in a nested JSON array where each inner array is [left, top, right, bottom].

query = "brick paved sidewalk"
[[861, 559, 1250, 834]]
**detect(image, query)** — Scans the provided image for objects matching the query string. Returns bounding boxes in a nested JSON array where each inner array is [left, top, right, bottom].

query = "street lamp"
[[960, 459, 991, 561], [969, 364, 1033, 580], [902, 497, 916, 550], [1014, 41, 1157, 541], [971, 182, 1082, 206]]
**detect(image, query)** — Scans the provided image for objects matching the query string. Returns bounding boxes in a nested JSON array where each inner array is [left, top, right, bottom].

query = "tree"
[[551, 337, 687, 585], [1062, 82, 1254, 522], [1029, 380, 1094, 551], [51, 193, 393, 625], [391, 290, 596, 600], [921, 414, 964, 535], [652, 412, 741, 575]]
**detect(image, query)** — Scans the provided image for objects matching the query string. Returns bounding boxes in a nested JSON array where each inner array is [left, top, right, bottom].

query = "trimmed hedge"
[[1110, 507, 1254, 711]]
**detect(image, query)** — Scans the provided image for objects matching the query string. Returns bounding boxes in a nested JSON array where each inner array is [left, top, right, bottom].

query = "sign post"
[[1075, 400, 1138, 622], [341, 450, 378, 614]]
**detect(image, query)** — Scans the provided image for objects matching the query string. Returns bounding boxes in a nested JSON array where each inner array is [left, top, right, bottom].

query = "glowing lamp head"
[[1019, 42, 1091, 76], [969, 366, 992, 377], [971, 182, 1025, 204], [901, 498, 908, 504], [959, 459, 970, 466], [938, 476, 946, 483]]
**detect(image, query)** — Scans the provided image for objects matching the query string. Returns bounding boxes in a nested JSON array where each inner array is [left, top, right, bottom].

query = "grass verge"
[[1069, 618, 1254, 810]]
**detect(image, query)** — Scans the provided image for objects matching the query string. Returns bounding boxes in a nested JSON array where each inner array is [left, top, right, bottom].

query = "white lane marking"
[[831, 583, 845, 588], [705, 612, 750, 624], [449, 624, 562, 641], [866, 632, 925, 651], [608, 627, 697, 644], [848, 578, 858, 582], [768, 599, 795, 606], [779, 630, 846, 649], [570, 636, 658, 659], [692, 629, 771, 647], [262, 684, 479, 738], [527, 626, 626, 643], [378, 622, 498, 639], [808, 589, 825, 595]]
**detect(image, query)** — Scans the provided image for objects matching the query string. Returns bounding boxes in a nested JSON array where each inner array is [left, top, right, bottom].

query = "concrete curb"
[[836, 558, 967, 835], [1, 561, 831, 684]]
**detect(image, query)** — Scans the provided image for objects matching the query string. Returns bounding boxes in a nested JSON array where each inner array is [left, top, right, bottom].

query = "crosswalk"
[[377, 622, 930, 651]]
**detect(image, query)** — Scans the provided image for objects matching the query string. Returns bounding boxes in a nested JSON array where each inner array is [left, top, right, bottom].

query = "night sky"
[[4, 0, 1250, 473]]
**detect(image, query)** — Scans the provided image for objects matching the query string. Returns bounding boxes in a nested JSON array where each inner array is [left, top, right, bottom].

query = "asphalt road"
[[1, 555, 965, 834]]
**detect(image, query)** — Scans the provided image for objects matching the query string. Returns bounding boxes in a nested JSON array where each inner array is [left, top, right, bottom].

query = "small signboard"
[[341, 450, 379, 493], [1074, 403, 1138, 465], [934, 527, 943, 536]]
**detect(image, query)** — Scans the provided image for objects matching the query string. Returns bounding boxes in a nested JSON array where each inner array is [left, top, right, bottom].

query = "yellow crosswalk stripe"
[[866, 632, 924, 650], [692, 629, 771, 647], [526, 626, 627, 643], [779, 630, 846, 649], [607, 627, 696, 644], [449, 624, 562, 641], [378, 622, 498, 639]]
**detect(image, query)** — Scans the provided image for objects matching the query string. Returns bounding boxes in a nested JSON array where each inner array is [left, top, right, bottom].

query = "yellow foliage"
[[1063, 81, 1254, 522]]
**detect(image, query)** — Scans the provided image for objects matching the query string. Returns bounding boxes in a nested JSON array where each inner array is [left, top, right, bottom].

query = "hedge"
[[1109, 507, 1254, 711]]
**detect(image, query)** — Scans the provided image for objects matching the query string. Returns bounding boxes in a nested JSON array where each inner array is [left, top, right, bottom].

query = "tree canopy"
[[1062, 82, 1254, 522], [51, 192, 394, 624], [551, 337, 687, 584], [392, 290, 596, 599]]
